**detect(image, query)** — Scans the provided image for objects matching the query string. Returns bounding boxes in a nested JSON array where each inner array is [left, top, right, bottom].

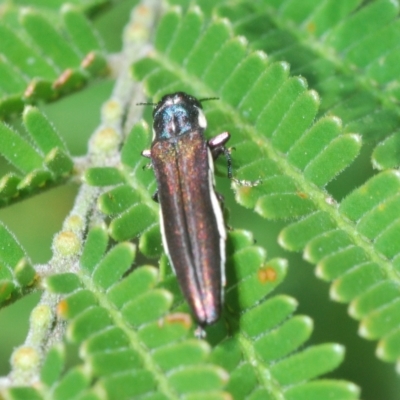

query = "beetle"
[[141, 92, 233, 326]]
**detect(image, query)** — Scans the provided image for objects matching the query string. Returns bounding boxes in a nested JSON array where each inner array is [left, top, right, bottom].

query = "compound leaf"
[[130, 5, 400, 373]]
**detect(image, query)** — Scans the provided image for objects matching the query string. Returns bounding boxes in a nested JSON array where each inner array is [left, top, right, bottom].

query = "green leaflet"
[[92, 242, 136, 290], [0, 123, 43, 173], [98, 185, 141, 216], [84, 167, 125, 186], [0, 56, 27, 95], [0, 23, 55, 81], [270, 344, 345, 385], [373, 132, 400, 170], [152, 340, 210, 371], [0, 107, 73, 207], [52, 367, 91, 400], [80, 226, 109, 274], [0, 222, 36, 305], [2, 387, 43, 400], [46, 272, 83, 294], [2, 0, 110, 13], [284, 380, 360, 400], [40, 344, 64, 387], [23, 106, 68, 155], [22, 10, 81, 70], [62, 5, 104, 55]]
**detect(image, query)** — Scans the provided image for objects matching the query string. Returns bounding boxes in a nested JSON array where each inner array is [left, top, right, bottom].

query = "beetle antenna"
[[136, 102, 157, 106], [198, 97, 219, 103]]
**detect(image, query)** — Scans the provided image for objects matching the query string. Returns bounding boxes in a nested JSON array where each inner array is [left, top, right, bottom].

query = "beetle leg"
[[141, 149, 159, 201], [152, 190, 159, 203], [225, 148, 261, 186], [141, 149, 153, 170], [208, 132, 233, 178], [141, 149, 151, 158], [209, 132, 261, 186], [142, 163, 153, 171], [208, 132, 231, 161]]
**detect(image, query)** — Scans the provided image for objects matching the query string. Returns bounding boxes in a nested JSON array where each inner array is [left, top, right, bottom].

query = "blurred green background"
[[0, 1, 399, 399]]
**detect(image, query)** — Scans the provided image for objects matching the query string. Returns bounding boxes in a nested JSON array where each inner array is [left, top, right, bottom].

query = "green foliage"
[[213, 0, 400, 168], [0, 222, 36, 305], [0, 4, 107, 116], [0, 1, 400, 399], [130, 3, 400, 376], [9, 0, 110, 13], [3, 227, 357, 399], [0, 106, 73, 206], [37, 227, 231, 399]]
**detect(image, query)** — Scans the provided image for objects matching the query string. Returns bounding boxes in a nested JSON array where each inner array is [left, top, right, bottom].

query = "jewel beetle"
[[141, 92, 233, 326]]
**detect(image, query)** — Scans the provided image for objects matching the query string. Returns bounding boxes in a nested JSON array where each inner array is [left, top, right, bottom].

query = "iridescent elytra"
[[141, 92, 231, 326]]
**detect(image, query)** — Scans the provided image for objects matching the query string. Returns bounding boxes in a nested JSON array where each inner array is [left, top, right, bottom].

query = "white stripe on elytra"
[[158, 206, 175, 273], [207, 148, 226, 293]]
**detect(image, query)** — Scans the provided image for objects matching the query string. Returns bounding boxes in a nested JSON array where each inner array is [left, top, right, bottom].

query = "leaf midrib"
[[236, 326, 285, 399]]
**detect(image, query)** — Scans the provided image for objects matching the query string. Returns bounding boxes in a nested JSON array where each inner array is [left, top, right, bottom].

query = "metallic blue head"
[[153, 92, 206, 140]]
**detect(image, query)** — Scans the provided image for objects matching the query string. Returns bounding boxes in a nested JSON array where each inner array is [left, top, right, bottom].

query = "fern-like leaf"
[[129, 6, 400, 369], [3, 224, 359, 399], [79, 106, 357, 399], [81, 115, 358, 398], [4, 226, 228, 400], [1, 1, 397, 398], [0, 4, 107, 117], [209, 0, 400, 169]]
